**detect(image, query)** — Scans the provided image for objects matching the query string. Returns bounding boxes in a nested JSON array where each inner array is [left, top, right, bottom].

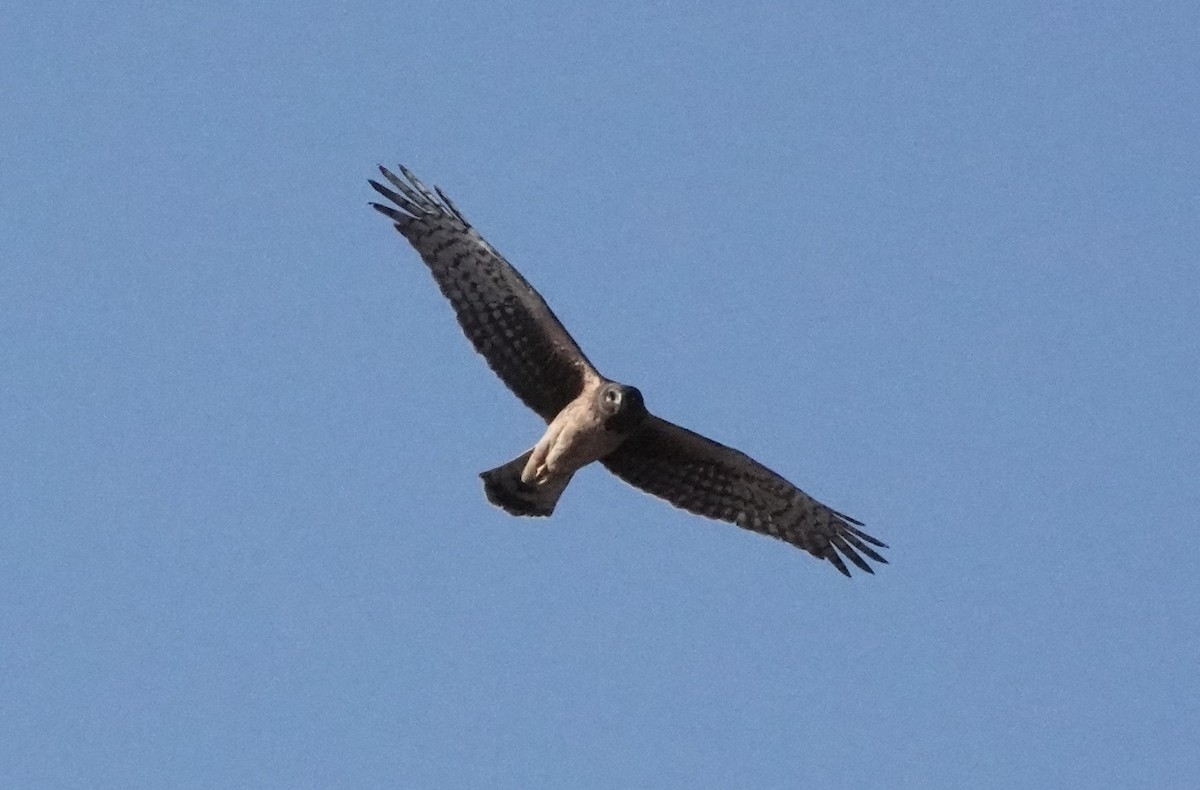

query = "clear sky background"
[[4, 2, 1198, 788]]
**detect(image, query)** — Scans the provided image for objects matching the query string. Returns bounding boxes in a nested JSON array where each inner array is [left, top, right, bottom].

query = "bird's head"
[[598, 382, 647, 433]]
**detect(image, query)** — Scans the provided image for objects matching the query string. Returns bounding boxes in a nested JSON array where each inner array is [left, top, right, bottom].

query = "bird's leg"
[[520, 448, 542, 485], [522, 436, 555, 485], [522, 413, 570, 485]]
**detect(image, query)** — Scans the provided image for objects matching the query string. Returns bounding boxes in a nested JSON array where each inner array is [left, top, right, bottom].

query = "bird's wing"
[[369, 165, 598, 422], [602, 416, 888, 576]]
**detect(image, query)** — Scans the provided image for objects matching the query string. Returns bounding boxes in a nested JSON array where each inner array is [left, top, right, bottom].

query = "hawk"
[[368, 165, 888, 576]]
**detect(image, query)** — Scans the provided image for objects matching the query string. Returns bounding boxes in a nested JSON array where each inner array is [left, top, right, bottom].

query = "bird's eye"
[[605, 389, 620, 403]]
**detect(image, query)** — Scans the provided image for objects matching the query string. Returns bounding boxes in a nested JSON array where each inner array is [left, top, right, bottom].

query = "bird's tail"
[[480, 450, 572, 517]]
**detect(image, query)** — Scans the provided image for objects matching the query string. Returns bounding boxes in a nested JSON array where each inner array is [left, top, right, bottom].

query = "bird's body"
[[524, 385, 642, 489], [480, 381, 646, 518], [369, 165, 888, 576]]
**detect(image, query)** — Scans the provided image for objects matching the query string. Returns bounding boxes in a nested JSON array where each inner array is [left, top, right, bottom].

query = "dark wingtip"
[[827, 550, 851, 577], [830, 506, 866, 527], [846, 523, 888, 549], [841, 530, 889, 565], [832, 536, 875, 574], [367, 178, 396, 201], [367, 200, 410, 224]]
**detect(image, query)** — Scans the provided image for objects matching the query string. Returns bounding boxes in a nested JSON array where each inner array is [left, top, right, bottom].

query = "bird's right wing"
[[602, 416, 888, 576], [369, 165, 599, 422]]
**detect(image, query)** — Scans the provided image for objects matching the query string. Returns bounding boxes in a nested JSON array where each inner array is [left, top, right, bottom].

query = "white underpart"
[[521, 393, 626, 486]]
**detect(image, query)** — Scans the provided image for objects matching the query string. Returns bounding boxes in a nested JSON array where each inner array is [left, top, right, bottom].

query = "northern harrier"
[[368, 166, 888, 576]]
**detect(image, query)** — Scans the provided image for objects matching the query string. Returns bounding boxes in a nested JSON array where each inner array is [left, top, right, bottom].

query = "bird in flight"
[[368, 165, 888, 576]]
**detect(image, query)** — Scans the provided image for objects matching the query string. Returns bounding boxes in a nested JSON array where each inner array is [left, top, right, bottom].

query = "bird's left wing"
[[602, 416, 888, 576], [369, 166, 598, 422]]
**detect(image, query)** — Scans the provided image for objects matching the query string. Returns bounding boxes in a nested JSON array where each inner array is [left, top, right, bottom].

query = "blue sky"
[[4, 2, 1198, 787]]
